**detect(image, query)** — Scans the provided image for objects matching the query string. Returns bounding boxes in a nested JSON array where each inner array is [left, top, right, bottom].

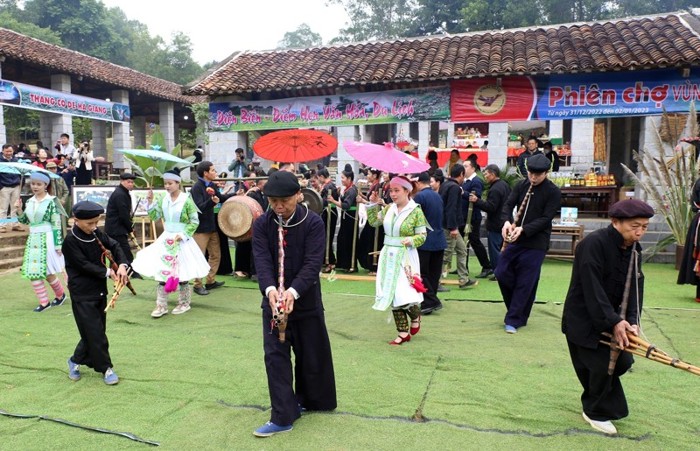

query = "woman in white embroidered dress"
[[367, 176, 428, 345], [132, 168, 209, 317], [16, 172, 67, 312]]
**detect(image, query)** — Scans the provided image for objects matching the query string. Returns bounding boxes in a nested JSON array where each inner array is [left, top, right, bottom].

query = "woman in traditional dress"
[[318, 168, 339, 273], [677, 171, 700, 302], [328, 165, 359, 272], [357, 168, 384, 274], [16, 172, 67, 312], [367, 175, 428, 345], [132, 168, 209, 317]]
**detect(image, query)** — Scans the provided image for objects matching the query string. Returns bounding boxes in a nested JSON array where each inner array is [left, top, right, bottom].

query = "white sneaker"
[[151, 305, 168, 318], [582, 412, 617, 435], [172, 303, 191, 315]]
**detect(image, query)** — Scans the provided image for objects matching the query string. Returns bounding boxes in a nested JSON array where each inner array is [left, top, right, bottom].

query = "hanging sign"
[[208, 86, 450, 131], [0, 79, 130, 122]]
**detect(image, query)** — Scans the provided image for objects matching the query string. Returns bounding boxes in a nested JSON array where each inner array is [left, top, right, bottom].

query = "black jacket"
[[562, 225, 643, 348], [439, 178, 463, 231], [500, 178, 560, 250], [475, 178, 511, 232], [191, 178, 233, 233], [104, 184, 133, 236]]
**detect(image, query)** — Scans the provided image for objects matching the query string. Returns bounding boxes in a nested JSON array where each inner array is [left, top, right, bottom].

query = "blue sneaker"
[[51, 293, 66, 307], [103, 368, 119, 385], [505, 325, 517, 334], [253, 421, 293, 437], [67, 358, 81, 381]]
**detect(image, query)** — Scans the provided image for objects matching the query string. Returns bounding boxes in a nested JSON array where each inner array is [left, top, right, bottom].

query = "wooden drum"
[[217, 196, 264, 241]]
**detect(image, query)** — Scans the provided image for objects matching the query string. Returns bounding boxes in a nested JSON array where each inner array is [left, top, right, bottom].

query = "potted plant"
[[621, 103, 699, 264]]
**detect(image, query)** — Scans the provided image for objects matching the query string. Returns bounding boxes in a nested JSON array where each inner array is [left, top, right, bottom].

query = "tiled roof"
[[0, 27, 202, 104], [185, 12, 700, 96]]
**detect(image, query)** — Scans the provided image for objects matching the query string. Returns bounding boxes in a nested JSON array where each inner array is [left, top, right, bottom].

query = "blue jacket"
[[414, 187, 447, 251], [461, 175, 484, 228], [0, 155, 20, 187]]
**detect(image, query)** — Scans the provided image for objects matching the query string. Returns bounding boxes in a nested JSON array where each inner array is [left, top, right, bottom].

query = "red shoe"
[[389, 334, 411, 345], [410, 317, 421, 335], [696, 298, 700, 303]]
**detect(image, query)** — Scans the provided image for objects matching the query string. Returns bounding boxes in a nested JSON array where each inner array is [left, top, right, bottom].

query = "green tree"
[[0, 10, 63, 44], [409, 0, 468, 36], [278, 23, 323, 49], [329, 0, 419, 42]]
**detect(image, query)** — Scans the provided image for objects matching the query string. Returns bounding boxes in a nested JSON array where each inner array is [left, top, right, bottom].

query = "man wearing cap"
[[414, 171, 447, 314], [251, 170, 336, 437], [105, 172, 139, 277], [562, 199, 654, 435], [63, 201, 129, 385], [495, 153, 561, 333]]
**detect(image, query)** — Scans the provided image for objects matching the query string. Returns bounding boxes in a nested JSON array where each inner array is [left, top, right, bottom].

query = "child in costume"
[[62, 200, 129, 385], [131, 168, 209, 317], [15, 171, 67, 312], [367, 175, 428, 345]]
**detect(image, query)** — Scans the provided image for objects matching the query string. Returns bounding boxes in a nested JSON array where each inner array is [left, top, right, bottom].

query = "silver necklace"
[[70, 227, 96, 243]]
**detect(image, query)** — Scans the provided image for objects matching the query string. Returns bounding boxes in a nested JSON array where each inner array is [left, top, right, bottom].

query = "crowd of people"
[[2, 138, 685, 438]]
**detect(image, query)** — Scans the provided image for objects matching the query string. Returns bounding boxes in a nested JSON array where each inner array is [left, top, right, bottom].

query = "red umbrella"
[[253, 129, 337, 163], [343, 141, 430, 174]]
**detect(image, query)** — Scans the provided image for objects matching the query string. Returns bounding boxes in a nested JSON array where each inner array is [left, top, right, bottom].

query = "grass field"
[[1, 255, 699, 450]]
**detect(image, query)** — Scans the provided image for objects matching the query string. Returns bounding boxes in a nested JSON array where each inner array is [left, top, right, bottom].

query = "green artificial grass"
[[1, 255, 699, 450]]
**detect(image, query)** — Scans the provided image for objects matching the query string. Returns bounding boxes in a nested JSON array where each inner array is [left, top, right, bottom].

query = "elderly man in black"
[[562, 199, 653, 436], [104, 172, 138, 276], [251, 170, 336, 438], [494, 153, 561, 333]]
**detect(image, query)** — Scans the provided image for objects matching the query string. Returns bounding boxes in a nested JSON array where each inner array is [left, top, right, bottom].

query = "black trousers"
[[113, 234, 134, 264], [418, 249, 444, 310], [467, 228, 491, 271], [71, 296, 112, 373], [566, 339, 633, 421], [262, 309, 337, 426]]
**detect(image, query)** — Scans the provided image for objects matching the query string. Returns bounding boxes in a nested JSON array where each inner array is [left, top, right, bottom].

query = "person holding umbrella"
[[367, 175, 428, 345], [15, 172, 67, 311], [327, 165, 359, 273]]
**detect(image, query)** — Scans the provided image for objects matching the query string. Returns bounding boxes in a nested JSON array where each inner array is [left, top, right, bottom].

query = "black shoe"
[[251, 274, 258, 282], [193, 286, 209, 296], [131, 273, 143, 280], [475, 269, 494, 279], [436, 284, 450, 292], [33, 303, 51, 312], [421, 303, 444, 315], [51, 293, 66, 306], [488, 274, 498, 282], [449, 269, 458, 275], [459, 279, 478, 289], [205, 281, 225, 290]]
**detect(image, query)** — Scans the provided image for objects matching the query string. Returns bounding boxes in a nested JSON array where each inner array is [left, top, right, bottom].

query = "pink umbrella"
[[343, 141, 429, 174]]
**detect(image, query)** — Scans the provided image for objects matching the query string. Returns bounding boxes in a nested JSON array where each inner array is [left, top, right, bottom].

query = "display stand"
[[140, 216, 159, 247]]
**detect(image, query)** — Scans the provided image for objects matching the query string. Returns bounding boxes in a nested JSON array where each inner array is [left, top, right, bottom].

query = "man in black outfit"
[[251, 170, 336, 437], [562, 199, 653, 435], [494, 154, 560, 333], [469, 164, 511, 279], [104, 172, 139, 277], [462, 159, 492, 278]]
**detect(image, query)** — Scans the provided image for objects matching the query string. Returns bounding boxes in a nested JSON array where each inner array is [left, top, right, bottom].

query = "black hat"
[[526, 154, 551, 173], [608, 199, 655, 219], [120, 172, 137, 180], [417, 171, 430, 183], [263, 170, 300, 197], [72, 201, 104, 219]]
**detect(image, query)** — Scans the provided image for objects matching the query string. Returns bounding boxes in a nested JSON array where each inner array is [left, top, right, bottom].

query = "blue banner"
[[0, 79, 130, 122], [535, 69, 700, 120]]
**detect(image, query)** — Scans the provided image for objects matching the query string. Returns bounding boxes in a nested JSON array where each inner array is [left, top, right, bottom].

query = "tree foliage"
[[328, 0, 419, 42], [277, 23, 323, 49]]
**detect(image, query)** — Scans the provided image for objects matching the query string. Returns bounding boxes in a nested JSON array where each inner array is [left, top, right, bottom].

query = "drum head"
[[218, 199, 254, 240], [301, 188, 323, 214]]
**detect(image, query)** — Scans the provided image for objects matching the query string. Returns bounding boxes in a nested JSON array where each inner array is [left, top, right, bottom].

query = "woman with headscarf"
[[367, 175, 428, 345], [327, 164, 358, 272], [678, 168, 700, 303], [131, 168, 210, 318], [356, 168, 384, 274], [15, 172, 66, 312]]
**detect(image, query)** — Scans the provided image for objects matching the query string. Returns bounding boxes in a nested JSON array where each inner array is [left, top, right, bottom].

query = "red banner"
[[451, 77, 537, 123]]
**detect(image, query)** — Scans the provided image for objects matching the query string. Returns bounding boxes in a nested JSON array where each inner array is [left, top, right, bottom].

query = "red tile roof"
[[185, 12, 700, 96], [0, 27, 203, 104]]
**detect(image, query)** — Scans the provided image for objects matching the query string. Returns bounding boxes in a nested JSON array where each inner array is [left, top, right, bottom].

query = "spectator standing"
[[516, 137, 543, 177], [1, 144, 22, 233], [104, 173, 139, 277], [462, 159, 492, 278]]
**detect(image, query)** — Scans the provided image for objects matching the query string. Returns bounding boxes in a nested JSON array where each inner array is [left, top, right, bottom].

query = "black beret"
[[525, 154, 551, 173], [608, 199, 654, 219], [264, 171, 300, 197], [72, 201, 105, 219], [417, 171, 430, 183], [120, 172, 137, 180]]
